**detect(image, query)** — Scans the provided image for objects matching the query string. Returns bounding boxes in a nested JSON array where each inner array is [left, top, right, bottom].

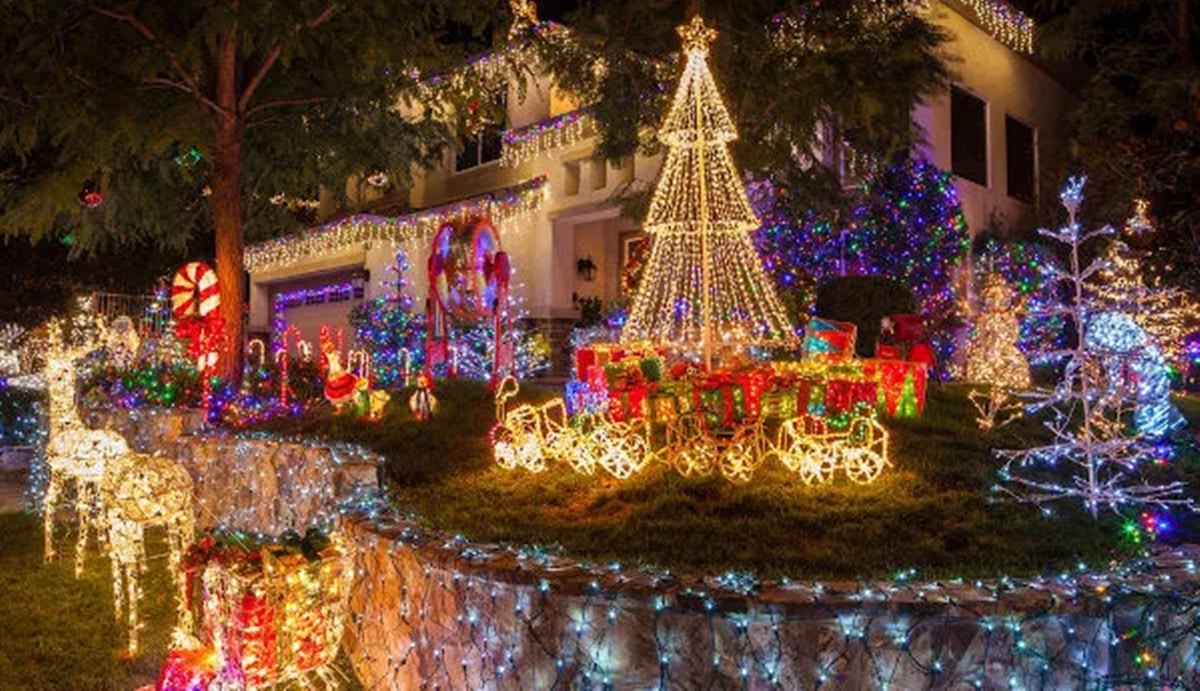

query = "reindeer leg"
[[125, 562, 139, 657], [110, 534, 124, 624], [43, 471, 61, 562], [74, 480, 94, 578]]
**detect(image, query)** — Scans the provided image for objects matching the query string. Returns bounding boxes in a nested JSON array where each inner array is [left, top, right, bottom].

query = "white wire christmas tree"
[[621, 16, 794, 369], [997, 178, 1193, 518]]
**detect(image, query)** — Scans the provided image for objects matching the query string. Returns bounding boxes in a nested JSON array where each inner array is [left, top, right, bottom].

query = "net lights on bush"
[[996, 178, 1195, 518], [621, 17, 796, 368], [243, 176, 547, 274]]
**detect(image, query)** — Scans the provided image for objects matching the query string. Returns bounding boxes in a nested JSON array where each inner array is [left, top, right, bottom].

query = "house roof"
[[244, 176, 548, 275]]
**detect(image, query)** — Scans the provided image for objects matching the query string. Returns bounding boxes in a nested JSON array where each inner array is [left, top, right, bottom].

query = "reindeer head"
[[43, 316, 108, 401]]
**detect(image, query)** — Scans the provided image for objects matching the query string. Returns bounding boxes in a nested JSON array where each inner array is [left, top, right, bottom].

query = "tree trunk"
[[211, 33, 244, 382], [211, 121, 245, 382]]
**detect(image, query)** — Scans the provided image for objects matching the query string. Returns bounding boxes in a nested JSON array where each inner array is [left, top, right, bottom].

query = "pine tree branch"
[[237, 4, 335, 114], [93, 5, 224, 115], [245, 97, 327, 120]]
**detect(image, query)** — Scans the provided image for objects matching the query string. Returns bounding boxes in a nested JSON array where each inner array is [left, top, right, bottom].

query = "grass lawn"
[[0, 511, 172, 690], [256, 380, 1200, 581], [0, 512, 364, 690]]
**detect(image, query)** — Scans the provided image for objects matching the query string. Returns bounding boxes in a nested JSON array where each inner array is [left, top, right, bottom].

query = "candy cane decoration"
[[398, 347, 412, 387], [348, 349, 371, 377]]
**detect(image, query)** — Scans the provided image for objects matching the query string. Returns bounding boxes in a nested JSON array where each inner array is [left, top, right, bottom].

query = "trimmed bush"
[[814, 276, 918, 357]]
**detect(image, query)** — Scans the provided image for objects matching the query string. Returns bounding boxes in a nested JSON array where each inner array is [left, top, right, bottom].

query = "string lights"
[[958, 0, 1035, 54], [68, 384, 1200, 689], [337, 510, 1200, 689], [500, 109, 594, 167], [244, 177, 548, 274], [996, 178, 1194, 517], [622, 17, 796, 367], [963, 273, 1030, 431], [160, 532, 351, 689], [42, 318, 134, 576]]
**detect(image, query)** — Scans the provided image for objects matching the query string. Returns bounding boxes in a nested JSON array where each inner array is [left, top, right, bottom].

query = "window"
[[563, 159, 581, 196], [950, 86, 988, 186], [454, 125, 503, 172], [1005, 116, 1036, 204]]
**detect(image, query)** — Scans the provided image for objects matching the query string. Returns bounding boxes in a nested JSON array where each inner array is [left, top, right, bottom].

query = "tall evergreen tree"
[[0, 0, 504, 379], [536, 0, 951, 220], [1039, 0, 1200, 294]]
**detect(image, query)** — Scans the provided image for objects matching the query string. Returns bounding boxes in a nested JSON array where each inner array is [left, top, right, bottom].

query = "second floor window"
[[951, 85, 988, 187], [1005, 116, 1036, 204], [455, 125, 503, 172]]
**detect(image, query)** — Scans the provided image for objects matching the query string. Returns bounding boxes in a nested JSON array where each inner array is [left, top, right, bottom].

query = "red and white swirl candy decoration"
[[171, 261, 224, 376], [171, 261, 220, 320]]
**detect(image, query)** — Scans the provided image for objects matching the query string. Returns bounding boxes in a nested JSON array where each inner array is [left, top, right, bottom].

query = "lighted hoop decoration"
[[429, 218, 504, 319], [425, 216, 512, 383]]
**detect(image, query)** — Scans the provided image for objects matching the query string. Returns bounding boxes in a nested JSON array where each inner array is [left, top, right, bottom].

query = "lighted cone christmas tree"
[[622, 17, 794, 368]]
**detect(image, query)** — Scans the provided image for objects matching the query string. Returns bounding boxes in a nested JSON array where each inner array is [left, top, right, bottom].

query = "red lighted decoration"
[[425, 217, 513, 384], [155, 646, 221, 691], [79, 187, 104, 208], [171, 261, 225, 411]]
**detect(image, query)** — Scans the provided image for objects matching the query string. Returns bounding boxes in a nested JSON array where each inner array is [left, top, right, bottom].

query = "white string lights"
[[963, 273, 1030, 430], [957, 0, 1035, 54], [500, 110, 594, 168], [997, 178, 1194, 517], [621, 17, 795, 366], [244, 177, 548, 274]]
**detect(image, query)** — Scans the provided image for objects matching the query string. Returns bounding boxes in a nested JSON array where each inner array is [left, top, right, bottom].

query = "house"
[[244, 0, 1075, 364]]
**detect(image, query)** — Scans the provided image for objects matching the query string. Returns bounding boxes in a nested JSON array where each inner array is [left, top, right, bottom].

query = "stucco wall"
[[915, 4, 1077, 236]]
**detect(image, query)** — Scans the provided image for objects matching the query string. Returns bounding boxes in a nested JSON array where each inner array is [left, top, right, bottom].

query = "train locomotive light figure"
[[425, 217, 513, 385]]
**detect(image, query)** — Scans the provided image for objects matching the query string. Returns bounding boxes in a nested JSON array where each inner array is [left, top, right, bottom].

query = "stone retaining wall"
[[85, 406, 1200, 688], [86, 407, 379, 533], [341, 512, 1200, 689]]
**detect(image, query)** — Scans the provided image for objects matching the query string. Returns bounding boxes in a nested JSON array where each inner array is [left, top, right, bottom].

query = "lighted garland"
[[244, 177, 548, 274], [959, 0, 1035, 53]]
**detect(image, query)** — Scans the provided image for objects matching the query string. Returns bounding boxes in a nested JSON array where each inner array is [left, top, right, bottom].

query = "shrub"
[[814, 276, 918, 357]]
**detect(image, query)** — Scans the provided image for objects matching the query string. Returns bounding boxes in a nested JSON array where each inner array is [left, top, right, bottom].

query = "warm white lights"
[[621, 17, 794, 367]]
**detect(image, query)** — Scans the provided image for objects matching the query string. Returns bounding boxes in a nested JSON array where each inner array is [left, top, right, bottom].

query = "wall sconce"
[[577, 256, 597, 282]]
